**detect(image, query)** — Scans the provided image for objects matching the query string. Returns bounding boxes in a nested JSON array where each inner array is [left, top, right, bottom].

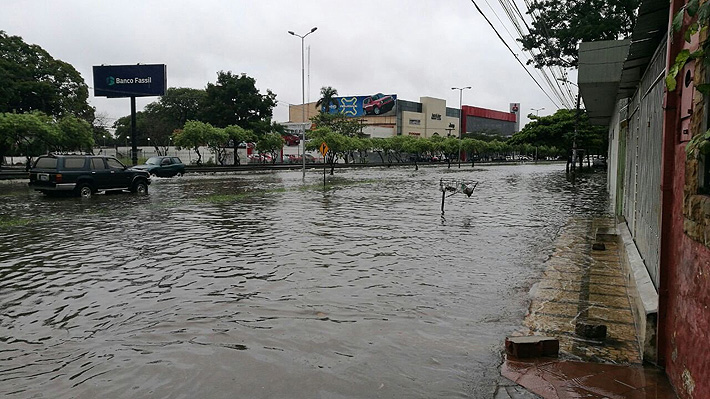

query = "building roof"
[[578, 0, 669, 126]]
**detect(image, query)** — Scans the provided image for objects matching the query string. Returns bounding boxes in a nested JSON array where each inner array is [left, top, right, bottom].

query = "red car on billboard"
[[363, 93, 395, 115]]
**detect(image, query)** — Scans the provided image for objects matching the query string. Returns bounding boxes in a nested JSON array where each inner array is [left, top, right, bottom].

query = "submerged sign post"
[[319, 142, 329, 187], [93, 64, 167, 165]]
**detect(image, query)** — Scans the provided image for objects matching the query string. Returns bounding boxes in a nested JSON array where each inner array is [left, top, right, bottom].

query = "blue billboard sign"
[[93, 64, 167, 98], [323, 93, 397, 117]]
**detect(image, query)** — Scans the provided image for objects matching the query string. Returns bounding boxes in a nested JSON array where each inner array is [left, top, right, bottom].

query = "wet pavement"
[[500, 216, 677, 398], [502, 358, 677, 398], [0, 164, 612, 398]]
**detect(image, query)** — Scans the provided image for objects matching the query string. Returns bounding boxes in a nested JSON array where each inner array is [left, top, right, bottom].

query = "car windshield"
[[145, 157, 161, 165]]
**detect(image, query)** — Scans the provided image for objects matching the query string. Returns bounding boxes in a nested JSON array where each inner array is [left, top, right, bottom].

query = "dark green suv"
[[28, 154, 151, 198]]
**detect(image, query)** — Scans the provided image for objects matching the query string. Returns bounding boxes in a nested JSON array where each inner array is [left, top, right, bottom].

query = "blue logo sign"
[[324, 93, 397, 117]]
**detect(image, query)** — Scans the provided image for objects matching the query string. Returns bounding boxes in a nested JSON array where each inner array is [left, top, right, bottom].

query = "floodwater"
[[0, 163, 608, 398]]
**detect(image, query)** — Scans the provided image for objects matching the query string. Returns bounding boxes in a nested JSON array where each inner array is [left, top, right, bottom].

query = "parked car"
[[247, 153, 273, 163], [593, 158, 607, 168], [363, 93, 395, 115], [28, 154, 150, 198], [133, 156, 185, 177], [283, 134, 301, 146], [282, 154, 299, 164]]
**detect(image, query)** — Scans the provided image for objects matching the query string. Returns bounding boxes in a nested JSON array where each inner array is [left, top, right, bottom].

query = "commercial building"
[[288, 94, 519, 138]]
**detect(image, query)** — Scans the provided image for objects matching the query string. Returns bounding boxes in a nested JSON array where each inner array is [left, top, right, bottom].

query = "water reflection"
[[0, 164, 607, 398]]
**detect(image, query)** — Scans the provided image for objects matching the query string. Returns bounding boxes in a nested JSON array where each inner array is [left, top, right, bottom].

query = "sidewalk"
[[497, 216, 677, 398]]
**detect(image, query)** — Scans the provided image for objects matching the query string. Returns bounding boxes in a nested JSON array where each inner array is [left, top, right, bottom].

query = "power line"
[[468, 0, 562, 108]]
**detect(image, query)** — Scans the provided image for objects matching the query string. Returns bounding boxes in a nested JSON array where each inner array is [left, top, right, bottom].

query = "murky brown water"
[[0, 163, 607, 398]]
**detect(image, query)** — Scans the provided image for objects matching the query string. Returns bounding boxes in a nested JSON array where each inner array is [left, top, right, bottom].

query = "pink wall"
[[659, 2, 710, 396]]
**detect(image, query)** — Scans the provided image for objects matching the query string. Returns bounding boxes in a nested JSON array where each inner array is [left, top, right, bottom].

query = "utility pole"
[[452, 86, 471, 168]]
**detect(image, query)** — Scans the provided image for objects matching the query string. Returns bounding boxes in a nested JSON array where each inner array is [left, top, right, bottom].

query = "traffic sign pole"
[[319, 142, 329, 188]]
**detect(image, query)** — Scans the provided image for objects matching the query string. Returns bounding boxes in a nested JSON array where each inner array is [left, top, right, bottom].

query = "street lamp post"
[[289, 27, 318, 181], [452, 86, 471, 168], [557, 78, 580, 174], [531, 107, 545, 116]]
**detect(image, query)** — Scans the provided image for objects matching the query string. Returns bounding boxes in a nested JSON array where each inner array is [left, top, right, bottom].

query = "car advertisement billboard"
[[323, 93, 397, 117], [93, 64, 167, 98]]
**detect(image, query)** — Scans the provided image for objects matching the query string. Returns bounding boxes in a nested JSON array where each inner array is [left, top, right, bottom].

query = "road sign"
[[319, 142, 329, 156]]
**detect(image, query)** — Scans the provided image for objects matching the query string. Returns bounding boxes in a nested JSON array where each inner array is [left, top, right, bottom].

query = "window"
[[91, 158, 106, 170], [34, 157, 57, 169], [106, 158, 125, 170], [64, 157, 86, 169], [409, 119, 421, 125]]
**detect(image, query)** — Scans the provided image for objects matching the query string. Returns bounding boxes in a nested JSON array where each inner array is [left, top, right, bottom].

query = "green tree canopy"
[[310, 112, 361, 137], [519, 0, 640, 68], [0, 31, 93, 120], [508, 109, 607, 155], [256, 133, 285, 164], [201, 71, 276, 135], [173, 120, 216, 165], [0, 112, 94, 162]]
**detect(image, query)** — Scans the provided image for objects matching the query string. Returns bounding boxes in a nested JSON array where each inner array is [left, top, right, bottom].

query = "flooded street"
[[0, 163, 608, 398]]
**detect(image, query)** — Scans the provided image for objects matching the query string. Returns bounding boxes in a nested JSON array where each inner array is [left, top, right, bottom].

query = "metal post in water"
[[441, 189, 446, 215]]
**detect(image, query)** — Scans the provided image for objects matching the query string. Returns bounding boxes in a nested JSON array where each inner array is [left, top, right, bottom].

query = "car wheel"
[[131, 180, 148, 194], [374, 106, 381, 115], [76, 183, 93, 199]]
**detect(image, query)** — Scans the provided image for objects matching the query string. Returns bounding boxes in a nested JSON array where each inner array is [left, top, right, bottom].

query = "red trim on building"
[[461, 106, 516, 134], [462, 106, 516, 122]]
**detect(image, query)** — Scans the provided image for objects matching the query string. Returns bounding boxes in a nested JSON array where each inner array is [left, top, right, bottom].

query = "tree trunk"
[[194, 147, 202, 165]]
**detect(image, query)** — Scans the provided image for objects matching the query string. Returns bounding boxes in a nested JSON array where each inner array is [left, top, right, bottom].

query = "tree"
[[204, 127, 230, 165], [223, 125, 255, 165], [370, 137, 391, 165], [256, 133, 285, 164], [508, 109, 607, 162], [159, 87, 206, 127], [173, 120, 215, 165], [462, 138, 487, 167], [201, 71, 277, 135], [0, 31, 94, 120], [316, 86, 339, 114], [401, 136, 432, 171], [519, 0, 640, 68], [92, 111, 113, 149], [306, 127, 351, 175], [353, 137, 372, 164], [310, 112, 360, 137], [56, 115, 93, 153], [0, 112, 54, 164]]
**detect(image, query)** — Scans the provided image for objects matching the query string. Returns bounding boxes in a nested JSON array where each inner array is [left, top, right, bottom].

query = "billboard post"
[[93, 64, 167, 165]]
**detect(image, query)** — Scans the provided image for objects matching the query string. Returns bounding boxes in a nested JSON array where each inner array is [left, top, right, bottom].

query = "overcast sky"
[[2, 0, 577, 129]]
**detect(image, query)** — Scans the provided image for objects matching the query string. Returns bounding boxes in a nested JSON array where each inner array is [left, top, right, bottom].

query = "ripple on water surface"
[[0, 164, 608, 398]]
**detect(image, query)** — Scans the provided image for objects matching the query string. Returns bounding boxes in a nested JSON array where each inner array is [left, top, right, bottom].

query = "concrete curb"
[[617, 222, 659, 363]]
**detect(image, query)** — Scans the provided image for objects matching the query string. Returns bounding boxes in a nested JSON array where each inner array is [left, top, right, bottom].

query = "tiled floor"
[[501, 217, 678, 399]]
